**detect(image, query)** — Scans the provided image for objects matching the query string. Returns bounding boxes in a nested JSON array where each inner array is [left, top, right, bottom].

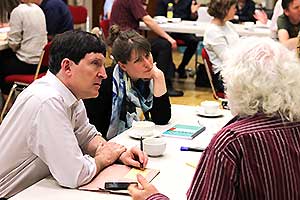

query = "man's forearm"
[[86, 135, 107, 157]]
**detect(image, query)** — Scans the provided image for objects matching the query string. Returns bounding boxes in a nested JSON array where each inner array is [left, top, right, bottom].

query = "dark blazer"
[[84, 66, 171, 140]]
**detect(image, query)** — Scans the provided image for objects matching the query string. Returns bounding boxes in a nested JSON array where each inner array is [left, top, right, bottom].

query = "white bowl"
[[143, 138, 166, 157], [132, 121, 155, 137]]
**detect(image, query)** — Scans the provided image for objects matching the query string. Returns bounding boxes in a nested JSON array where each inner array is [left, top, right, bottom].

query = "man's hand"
[[118, 147, 148, 169], [94, 142, 126, 172], [128, 174, 159, 200]]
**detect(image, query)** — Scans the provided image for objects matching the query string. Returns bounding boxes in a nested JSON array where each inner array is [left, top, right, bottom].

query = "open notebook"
[[79, 164, 160, 194]]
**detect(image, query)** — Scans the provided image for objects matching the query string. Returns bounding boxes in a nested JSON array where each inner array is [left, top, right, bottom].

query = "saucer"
[[127, 129, 161, 139], [196, 107, 223, 118]]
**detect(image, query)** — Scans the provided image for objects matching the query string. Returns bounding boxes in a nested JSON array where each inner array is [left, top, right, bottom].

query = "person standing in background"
[[156, 0, 201, 79]]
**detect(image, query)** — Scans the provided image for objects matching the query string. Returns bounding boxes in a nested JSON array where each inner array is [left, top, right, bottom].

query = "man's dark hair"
[[208, 0, 237, 20], [282, 0, 293, 10], [49, 30, 106, 75]]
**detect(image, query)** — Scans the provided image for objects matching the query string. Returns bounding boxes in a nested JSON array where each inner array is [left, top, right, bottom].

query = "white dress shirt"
[[203, 21, 239, 74], [0, 72, 101, 198]]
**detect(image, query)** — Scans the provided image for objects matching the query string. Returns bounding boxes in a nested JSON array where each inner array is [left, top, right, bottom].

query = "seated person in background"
[[129, 37, 300, 200], [110, 0, 184, 97], [0, 0, 47, 100], [0, 30, 147, 198], [38, 0, 74, 40], [231, 0, 255, 23], [84, 26, 171, 140], [156, 0, 201, 78], [0, 0, 19, 27], [103, 0, 115, 19], [203, 0, 239, 93], [277, 0, 300, 49]]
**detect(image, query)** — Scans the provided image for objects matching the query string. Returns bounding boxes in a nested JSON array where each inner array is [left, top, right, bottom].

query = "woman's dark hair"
[[107, 25, 151, 64], [0, 0, 20, 23], [49, 30, 106, 75], [208, 0, 237, 20]]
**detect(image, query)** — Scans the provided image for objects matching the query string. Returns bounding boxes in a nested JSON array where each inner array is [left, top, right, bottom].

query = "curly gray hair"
[[222, 37, 300, 121]]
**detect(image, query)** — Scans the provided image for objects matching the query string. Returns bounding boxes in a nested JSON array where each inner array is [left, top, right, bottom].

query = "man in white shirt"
[[0, 30, 148, 198]]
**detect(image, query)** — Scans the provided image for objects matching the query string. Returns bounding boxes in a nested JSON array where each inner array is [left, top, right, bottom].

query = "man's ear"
[[61, 58, 73, 77], [283, 8, 289, 16], [118, 61, 127, 71]]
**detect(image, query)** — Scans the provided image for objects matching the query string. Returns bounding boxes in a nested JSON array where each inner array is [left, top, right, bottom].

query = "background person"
[[0, 30, 147, 198], [277, 0, 300, 49], [203, 0, 239, 93], [84, 26, 171, 140], [38, 0, 74, 40], [0, 0, 19, 26], [128, 37, 300, 200], [103, 0, 115, 19], [0, 0, 47, 102], [156, 0, 201, 79], [110, 0, 184, 97]]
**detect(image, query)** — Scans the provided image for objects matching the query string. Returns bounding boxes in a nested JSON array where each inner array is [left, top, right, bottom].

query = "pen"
[[180, 146, 205, 152], [139, 137, 143, 168]]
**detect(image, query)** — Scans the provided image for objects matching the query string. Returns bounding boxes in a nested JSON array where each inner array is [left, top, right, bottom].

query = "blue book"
[[162, 124, 206, 139]]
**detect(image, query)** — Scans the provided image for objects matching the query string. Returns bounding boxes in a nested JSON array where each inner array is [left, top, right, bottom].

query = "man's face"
[[285, 0, 300, 24], [68, 52, 107, 99]]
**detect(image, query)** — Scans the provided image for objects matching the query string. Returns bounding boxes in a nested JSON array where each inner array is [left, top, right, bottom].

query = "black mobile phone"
[[104, 182, 138, 190]]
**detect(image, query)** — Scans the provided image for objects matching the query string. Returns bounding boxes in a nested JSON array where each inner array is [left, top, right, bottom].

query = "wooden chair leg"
[[0, 83, 17, 123]]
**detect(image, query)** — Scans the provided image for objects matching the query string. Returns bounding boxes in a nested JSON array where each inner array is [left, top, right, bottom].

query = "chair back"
[[68, 5, 88, 31], [0, 42, 51, 122], [201, 48, 225, 100], [34, 42, 51, 79], [68, 5, 88, 24], [100, 19, 110, 39]]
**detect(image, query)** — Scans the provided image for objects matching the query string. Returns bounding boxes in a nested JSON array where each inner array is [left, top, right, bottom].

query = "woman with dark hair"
[[202, 0, 239, 93], [84, 25, 171, 140]]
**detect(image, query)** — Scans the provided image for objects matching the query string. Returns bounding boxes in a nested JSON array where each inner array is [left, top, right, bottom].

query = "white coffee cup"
[[201, 101, 220, 114], [143, 137, 166, 157], [132, 121, 155, 137]]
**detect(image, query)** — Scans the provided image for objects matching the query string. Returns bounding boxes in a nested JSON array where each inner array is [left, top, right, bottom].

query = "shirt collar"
[[44, 71, 79, 108]]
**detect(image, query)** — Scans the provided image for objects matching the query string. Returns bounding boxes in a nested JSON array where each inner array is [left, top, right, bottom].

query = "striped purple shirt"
[[149, 114, 300, 200], [187, 114, 300, 200]]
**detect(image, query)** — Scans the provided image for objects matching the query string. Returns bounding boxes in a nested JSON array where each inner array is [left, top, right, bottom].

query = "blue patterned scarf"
[[106, 65, 154, 139]]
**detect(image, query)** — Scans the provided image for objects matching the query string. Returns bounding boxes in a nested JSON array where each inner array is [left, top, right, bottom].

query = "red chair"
[[100, 19, 110, 39], [0, 42, 51, 122], [201, 48, 226, 101], [68, 5, 88, 31]]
